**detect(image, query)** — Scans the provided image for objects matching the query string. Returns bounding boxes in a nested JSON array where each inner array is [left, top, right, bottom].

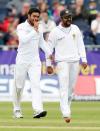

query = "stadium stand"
[[0, 0, 100, 48]]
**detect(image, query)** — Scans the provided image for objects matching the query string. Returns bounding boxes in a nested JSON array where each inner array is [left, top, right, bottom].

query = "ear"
[[28, 14, 30, 19]]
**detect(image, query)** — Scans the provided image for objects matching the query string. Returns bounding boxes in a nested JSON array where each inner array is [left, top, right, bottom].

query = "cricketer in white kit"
[[46, 9, 88, 123], [13, 7, 52, 118]]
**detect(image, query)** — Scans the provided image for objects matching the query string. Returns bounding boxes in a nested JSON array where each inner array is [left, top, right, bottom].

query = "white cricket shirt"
[[16, 20, 51, 64], [48, 24, 87, 63]]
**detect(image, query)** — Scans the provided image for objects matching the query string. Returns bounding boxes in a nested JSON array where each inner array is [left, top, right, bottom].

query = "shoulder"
[[71, 24, 82, 34], [50, 26, 59, 34], [48, 27, 58, 39], [91, 19, 97, 24], [17, 22, 26, 30], [49, 19, 56, 24], [48, 27, 58, 37], [71, 24, 80, 31]]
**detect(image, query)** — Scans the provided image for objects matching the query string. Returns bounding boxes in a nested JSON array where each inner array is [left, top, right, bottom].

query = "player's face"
[[61, 15, 72, 27], [28, 12, 40, 26]]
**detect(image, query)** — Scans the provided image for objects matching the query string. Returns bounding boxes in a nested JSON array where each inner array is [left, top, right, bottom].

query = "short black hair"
[[28, 7, 40, 15]]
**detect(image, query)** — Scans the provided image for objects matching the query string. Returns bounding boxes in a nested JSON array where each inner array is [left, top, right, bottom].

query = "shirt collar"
[[58, 23, 71, 30], [25, 20, 43, 33], [25, 20, 33, 28]]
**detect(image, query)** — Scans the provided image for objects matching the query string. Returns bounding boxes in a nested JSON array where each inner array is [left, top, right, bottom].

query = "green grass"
[[0, 101, 100, 131]]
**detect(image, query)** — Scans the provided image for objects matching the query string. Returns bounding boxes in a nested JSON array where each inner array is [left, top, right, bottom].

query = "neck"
[[44, 19, 48, 24], [27, 19, 34, 27], [61, 22, 71, 28]]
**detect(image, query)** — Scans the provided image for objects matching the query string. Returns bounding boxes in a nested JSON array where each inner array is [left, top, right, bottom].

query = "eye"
[[63, 15, 72, 19], [33, 15, 40, 18]]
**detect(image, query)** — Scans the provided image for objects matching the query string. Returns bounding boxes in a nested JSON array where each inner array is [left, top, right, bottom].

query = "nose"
[[34, 17, 39, 21]]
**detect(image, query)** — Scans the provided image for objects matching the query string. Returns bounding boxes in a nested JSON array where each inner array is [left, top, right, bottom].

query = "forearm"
[[17, 29, 37, 44], [79, 44, 87, 63], [42, 44, 53, 66], [77, 30, 87, 63]]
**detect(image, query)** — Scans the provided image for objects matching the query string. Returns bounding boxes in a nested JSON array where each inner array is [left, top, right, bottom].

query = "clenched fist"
[[47, 66, 53, 75], [81, 62, 88, 69]]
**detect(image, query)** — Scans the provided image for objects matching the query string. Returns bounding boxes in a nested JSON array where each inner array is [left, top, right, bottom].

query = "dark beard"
[[28, 19, 34, 26], [65, 23, 71, 27], [63, 21, 71, 27], [61, 18, 72, 27]]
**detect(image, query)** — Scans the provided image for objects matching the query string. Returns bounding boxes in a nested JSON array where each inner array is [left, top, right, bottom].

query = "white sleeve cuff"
[[46, 58, 52, 66], [81, 57, 87, 63]]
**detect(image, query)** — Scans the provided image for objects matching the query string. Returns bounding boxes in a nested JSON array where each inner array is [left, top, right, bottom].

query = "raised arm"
[[16, 25, 37, 44]]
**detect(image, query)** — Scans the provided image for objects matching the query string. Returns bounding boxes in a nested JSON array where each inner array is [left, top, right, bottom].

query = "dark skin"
[[61, 14, 88, 69], [61, 13, 88, 123], [61, 15, 72, 27], [47, 14, 87, 74], [47, 15, 88, 74]]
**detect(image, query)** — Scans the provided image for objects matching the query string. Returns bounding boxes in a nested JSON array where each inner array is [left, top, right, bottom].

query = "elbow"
[[18, 38, 24, 43]]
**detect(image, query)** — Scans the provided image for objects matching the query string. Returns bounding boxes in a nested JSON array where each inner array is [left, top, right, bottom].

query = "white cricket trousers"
[[57, 61, 79, 117], [13, 62, 43, 112]]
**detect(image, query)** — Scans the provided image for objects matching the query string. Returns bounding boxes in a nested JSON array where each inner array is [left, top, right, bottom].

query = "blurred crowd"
[[0, 0, 100, 46]]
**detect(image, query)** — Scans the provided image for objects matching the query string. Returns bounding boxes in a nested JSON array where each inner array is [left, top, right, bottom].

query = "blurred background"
[[0, 0, 100, 101]]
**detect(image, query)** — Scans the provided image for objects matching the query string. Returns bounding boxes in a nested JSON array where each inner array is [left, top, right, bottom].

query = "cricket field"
[[0, 101, 100, 131]]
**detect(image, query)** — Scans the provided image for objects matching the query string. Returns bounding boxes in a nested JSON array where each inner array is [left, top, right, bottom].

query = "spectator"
[[1, 13, 19, 45], [72, 0, 89, 31], [0, 14, 13, 33], [38, 0, 47, 11], [68, 0, 76, 11], [0, 11, 18, 33], [87, 0, 98, 25], [7, 4, 18, 17], [18, 2, 30, 23], [0, 31, 5, 45], [4, 19, 18, 46], [37, 1, 52, 18], [52, 0, 65, 25], [40, 11, 56, 33], [91, 12, 100, 44], [6, 0, 33, 13]]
